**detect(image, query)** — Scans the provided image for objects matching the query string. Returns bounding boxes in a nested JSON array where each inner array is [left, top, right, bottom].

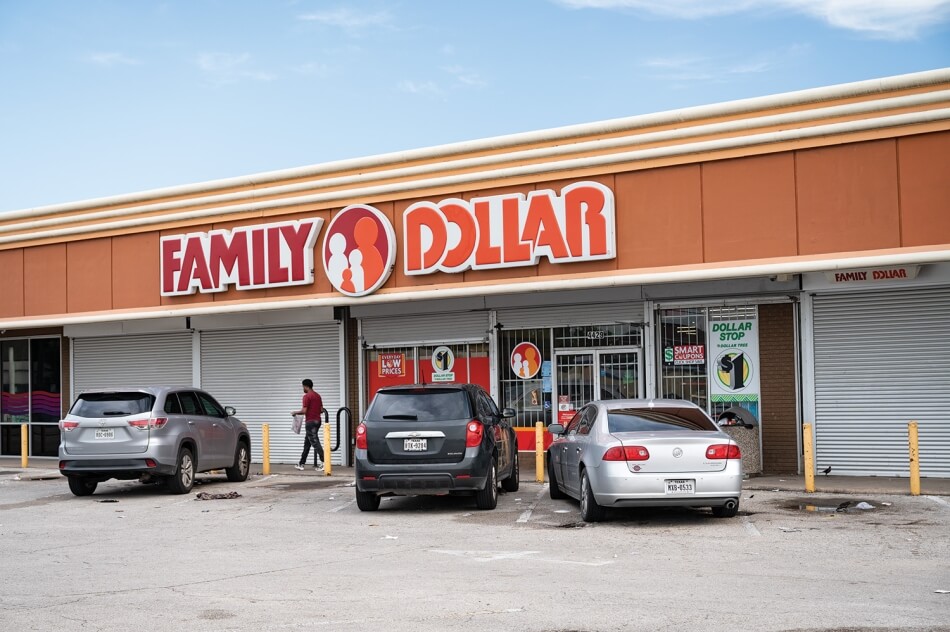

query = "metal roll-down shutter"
[[813, 287, 950, 477], [72, 333, 194, 395], [199, 324, 344, 465]]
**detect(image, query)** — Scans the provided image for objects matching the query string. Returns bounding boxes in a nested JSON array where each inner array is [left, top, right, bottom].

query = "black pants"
[[299, 421, 324, 466]]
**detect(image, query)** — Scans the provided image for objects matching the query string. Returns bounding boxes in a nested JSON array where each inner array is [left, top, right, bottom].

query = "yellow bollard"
[[535, 422, 544, 483], [21, 423, 28, 468], [262, 424, 270, 476], [909, 421, 920, 496], [803, 422, 816, 493], [323, 422, 332, 476]]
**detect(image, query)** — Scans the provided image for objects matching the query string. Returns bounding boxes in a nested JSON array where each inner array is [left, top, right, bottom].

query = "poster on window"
[[708, 318, 760, 419]]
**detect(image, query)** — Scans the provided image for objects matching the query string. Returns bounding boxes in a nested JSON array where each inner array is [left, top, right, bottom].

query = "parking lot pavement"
[[2, 466, 949, 632]]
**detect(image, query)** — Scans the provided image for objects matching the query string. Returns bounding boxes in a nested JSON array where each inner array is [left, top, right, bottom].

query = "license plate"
[[95, 429, 115, 440], [665, 479, 695, 494], [404, 438, 427, 451]]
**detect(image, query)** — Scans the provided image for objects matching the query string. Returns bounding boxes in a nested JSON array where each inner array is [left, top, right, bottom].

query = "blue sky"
[[1, 0, 948, 213]]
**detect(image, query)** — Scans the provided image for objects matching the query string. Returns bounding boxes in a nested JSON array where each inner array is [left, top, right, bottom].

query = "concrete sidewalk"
[[4, 456, 948, 497]]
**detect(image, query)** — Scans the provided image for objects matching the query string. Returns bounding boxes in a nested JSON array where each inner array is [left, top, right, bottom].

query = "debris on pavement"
[[195, 491, 242, 500], [854, 501, 875, 510]]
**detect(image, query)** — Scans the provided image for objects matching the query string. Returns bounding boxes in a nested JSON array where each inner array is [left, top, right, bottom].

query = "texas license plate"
[[95, 429, 114, 440], [404, 438, 427, 451], [665, 479, 695, 494]]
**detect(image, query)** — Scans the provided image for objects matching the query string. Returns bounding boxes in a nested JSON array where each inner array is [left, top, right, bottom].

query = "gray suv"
[[355, 384, 519, 511], [59, 386, 252, 496]]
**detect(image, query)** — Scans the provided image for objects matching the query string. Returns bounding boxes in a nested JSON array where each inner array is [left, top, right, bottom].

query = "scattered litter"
[[778, 527, 801, 533], [935, 590, 950, 594], [383, 535, 398, 540], [194, 491, 242, 501], [329, 496, 335, 501], [97, 499, 119, 503], [117, 515, 125, 519], [515, 498, 522, 502], [882, 502, 892, 506], [13, 475, 20, 481], [772, 488, 780, 492], [854, 502, 874, 510], [554, 509, 571, 514], [201, 510, 210, 513], [747, 494, 755, 499], [779, 479, 786, 482], [461, 513, 473, 517]]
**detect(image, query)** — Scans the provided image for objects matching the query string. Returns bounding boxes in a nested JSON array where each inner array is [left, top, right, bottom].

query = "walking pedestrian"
[[292, 378, 324, 471]]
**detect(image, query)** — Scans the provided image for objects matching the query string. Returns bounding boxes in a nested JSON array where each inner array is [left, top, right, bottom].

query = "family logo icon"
[[511, 342, 542, 379], [322, 204, 396, 297]]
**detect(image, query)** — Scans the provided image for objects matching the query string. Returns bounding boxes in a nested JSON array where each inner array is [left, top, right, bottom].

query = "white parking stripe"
[[742, 516, 761, 536], [516, 485, 548, 523], [328, 499, 356, 513], [926, 495, 950, 509]]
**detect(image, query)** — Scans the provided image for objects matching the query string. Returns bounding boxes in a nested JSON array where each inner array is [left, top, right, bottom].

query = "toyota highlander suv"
[[355, 384, 519, 511], [59, 386, 252, 496]]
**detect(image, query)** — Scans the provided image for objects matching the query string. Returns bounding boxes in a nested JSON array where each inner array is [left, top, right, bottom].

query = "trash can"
[[717, 407, 762, 475]]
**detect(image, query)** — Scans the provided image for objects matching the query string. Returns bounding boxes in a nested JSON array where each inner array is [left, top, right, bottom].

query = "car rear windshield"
[[366, 389, 472, 422], [607, 408, 717, 433], [70, 392, 156, 418]]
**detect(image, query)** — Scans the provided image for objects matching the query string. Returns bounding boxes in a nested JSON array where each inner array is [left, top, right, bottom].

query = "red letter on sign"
[[161, 237, 184, 295], [563, 182, 613, 258], [404, 203, 448, 275], [178, 236, 212, 293], [439, 200, 477, 271], [209, 231, 250, 289], [523, 191, 568, 261]]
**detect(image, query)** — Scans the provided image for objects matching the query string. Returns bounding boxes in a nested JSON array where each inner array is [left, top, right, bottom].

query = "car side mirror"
[[501, 407, 516, 419], [548, 423, 564, 435], [225, 406, 237, 416]]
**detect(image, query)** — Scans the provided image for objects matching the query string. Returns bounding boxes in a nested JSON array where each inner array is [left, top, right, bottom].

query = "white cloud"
[[398, 80, 443, 95], [196, 52, 276, 83], [553, 0, 950, 39], [86, 52, 141, 66], [640, 45, 805, 82], [442, 64, 488, 88], [297, 8, 392, 29]]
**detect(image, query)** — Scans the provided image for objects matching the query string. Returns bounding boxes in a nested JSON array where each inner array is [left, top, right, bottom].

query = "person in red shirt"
[[292, 378, 324, 470]]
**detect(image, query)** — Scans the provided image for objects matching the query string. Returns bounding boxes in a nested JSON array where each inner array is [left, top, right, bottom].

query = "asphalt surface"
[[1, 458, 948, 632]]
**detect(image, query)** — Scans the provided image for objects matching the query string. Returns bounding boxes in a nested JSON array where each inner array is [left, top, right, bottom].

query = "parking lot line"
[[328, 499, 355, 513], [925, 495, 950, 509], [742, 516, 761, 536], [516, 485, 548, 523]]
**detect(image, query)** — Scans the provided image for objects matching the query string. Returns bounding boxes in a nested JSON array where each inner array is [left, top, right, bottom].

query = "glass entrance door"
[[554, 349, 641, 420]]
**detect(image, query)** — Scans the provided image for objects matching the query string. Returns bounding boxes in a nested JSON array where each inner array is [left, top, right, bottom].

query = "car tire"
[[548, 455, 565, 500], [475, 459, 498, 510], [166, 447, 195, 494], [67, 476, 97, 497], [579, 469, 605, 522], [712, 500, 740, 518], [501, 451, 520, 492], [225, 441, 251, 482], [356, 489, 380, 511]]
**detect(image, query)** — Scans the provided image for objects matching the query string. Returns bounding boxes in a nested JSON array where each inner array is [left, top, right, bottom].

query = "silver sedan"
[[546, 399, 743, 522]]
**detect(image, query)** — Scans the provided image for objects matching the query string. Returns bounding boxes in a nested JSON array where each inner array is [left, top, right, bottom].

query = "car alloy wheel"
[[579, 469, 605, 522]]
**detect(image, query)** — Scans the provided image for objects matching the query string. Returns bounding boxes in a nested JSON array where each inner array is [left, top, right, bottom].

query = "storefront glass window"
[[553, 323, 641, 348], [497, 328, 551, 429], [1, 337, 61, 457], [658, 308, 708, 409]]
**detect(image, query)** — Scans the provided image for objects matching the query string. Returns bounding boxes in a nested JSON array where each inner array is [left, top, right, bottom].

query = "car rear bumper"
[[354, 448, 491, 495], [59, 458, 178, 479], [589, 461, 743, 507]]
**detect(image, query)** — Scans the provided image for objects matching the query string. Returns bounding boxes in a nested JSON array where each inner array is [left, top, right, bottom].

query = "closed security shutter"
[[72, 333, 193, 394], [496, 302, 644, 329], [199, 324, 343, 465], [813, 287, 950, 477], [361, 312, 489, 346]]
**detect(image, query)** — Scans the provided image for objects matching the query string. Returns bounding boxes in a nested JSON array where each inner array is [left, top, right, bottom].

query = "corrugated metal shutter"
[[361, 312, 489, 346], [199, 324, 343, 465], [72, 333, 193, 395], [496, 302, 644, 329], [813, 287, 950, 477]]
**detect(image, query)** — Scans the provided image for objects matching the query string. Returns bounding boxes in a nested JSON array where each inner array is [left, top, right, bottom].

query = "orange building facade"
[[2, 69, 948, 476]]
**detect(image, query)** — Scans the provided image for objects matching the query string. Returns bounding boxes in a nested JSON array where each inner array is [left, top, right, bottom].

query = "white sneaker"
[[315, 462, 324, 470], [294, 464, 305, 471]]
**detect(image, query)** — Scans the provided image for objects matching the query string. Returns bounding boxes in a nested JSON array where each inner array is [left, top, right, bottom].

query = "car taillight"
[[603, 445, 650, 461], [706, 444, 742, 459], [60, 421, 79, 432], [465, 421, 484, 448], [128, 417, 168, 431], [356, 423, 368, 449]]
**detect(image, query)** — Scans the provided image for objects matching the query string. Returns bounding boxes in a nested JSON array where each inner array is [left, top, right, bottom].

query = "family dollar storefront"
[[1, 68, 948, 477]]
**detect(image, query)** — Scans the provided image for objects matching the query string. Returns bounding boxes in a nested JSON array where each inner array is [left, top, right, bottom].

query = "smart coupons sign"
[[160, 181, 616, 297]]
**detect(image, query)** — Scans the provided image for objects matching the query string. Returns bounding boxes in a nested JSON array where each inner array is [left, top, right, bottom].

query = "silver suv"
[[59, 386, 252, 496]]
